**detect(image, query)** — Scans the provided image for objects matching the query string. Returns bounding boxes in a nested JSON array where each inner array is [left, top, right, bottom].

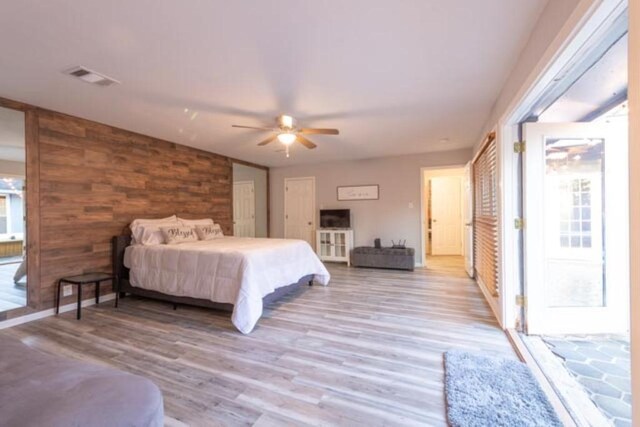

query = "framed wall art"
[[337, 185, 379, 201]]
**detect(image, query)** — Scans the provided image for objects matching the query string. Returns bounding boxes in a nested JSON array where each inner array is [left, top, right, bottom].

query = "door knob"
[[308, 222, 312, 225]]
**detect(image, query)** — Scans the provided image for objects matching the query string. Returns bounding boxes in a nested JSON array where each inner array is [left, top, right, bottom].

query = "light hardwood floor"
[[2, 257, 516, 426]]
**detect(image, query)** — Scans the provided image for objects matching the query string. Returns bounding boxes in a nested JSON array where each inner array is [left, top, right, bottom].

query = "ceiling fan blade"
[[232, 124, 274, 131], [299, 128, 339, 135], [257, 135, 278, 146], [297, 135, 317, 149]]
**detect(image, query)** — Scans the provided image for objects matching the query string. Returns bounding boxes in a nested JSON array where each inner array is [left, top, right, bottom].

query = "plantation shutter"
[[473, 132, 499, 296]]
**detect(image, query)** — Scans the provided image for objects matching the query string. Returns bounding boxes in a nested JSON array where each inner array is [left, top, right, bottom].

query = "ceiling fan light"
[[278, 132, 297, 145], [279, 115, 294, 129]]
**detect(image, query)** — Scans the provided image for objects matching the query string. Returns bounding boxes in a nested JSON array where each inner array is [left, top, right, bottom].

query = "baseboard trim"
[[475, 278, 502, 328], [0, 293, 116, 330]]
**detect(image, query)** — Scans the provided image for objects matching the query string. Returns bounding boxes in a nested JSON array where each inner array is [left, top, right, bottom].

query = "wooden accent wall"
[[0, 97, 250, 320]]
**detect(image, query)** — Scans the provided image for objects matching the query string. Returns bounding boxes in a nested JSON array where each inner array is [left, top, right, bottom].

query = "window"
[[558, 178, 592, 248], [473, 132, 499, 296], [545, 137, 603, 257]]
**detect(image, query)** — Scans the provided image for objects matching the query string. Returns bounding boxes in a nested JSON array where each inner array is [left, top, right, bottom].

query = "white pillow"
[[130, 216, 178, 245], [133, 222, 179, 246], [178, 217, 214, 227], [130, 215, 177, 228], [160, 225, 198, 245], [195, 223, 224, 240]]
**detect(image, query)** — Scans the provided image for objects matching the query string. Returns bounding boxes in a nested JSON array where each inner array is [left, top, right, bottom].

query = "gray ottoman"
[[0, 337, 164, 427], [352, 247, 415, 271]]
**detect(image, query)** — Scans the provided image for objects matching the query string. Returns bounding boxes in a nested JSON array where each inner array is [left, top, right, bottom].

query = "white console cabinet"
[[316, 229, 354, 266]]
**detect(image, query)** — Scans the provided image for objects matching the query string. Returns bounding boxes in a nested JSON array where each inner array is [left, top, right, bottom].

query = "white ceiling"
[[0, 1, 548, 167], [539, 34, 627, 122]]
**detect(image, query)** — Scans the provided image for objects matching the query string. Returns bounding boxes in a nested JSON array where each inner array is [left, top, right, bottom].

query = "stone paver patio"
[[543, 335, 631, 427]]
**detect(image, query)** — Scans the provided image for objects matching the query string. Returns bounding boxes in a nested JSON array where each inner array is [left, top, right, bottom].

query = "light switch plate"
[[63, 285, 73, 297]]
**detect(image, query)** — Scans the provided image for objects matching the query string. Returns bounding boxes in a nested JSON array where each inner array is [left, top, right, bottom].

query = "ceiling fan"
[[232, 115, 339, 157]]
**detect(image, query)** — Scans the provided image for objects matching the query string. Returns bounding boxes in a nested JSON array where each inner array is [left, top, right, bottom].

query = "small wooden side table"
[[56, 273, 114, 320]]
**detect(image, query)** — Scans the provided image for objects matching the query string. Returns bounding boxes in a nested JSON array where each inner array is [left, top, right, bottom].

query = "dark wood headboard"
[[112, 235, 131, 292]]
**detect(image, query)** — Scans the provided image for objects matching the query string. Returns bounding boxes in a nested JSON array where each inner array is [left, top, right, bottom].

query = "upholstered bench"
[[352, 246, 415, 271], [0, 337, 164, 427]]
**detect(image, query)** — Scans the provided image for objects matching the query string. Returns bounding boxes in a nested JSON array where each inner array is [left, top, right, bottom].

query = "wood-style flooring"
[[2, 256, 516, 426]]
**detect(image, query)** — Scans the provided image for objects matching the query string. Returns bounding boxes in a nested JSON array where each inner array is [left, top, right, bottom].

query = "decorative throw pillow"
[[160, 225, 199, 245], [195, 223, 224, 240], [130, 216, 179, 245], [178, 217, 214, 227]]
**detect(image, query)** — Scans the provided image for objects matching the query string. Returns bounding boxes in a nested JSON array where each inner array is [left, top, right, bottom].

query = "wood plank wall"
[[0, 97, 259, 320]]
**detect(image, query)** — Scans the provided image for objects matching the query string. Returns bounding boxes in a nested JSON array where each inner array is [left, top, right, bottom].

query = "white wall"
[[232, 163, 268, 238], [628, 0, 639, 421], [0, 159, 25, 177], [270, 149, 472, 264], [475, 0, 581, 148], [0, 106, 25, 163], [470, 0, 584, 328]]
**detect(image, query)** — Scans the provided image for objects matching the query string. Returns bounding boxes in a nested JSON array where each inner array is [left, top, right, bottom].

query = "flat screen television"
[[320, 209, 351, 228]]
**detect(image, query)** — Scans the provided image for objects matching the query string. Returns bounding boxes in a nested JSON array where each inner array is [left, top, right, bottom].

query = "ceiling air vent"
[[64, 66, 120, 87]]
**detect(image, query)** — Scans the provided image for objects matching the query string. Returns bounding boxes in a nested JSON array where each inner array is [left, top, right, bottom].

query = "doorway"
[[0, 106, 26, 313], [420, 167, 468, 271], [232, 162, 268, 238], [508, 9, 631, 424], [233, 181, 256, 237], [521, 109, 630, 426], [284, 176, 315, 247]]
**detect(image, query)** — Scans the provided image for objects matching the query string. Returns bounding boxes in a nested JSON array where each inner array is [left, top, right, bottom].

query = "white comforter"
[[124, 237, 330, 333]]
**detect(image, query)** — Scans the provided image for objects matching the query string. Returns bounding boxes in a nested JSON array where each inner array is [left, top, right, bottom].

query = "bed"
[[112, 235, 330, 333]]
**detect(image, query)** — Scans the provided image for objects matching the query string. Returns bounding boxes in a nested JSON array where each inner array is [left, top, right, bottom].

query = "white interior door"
[[284, 177, 315, 246], [233, 181, 256, 237], [463, 163, 474, 276], [523, 122, 629, 334], [431, 176, 463, 255]]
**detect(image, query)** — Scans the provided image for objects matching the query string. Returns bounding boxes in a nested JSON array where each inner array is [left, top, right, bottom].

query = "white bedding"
[[124, 237, 330, 333]]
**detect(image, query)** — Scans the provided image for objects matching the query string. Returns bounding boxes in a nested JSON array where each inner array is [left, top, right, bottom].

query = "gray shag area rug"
[[444, 350, 562, 427]]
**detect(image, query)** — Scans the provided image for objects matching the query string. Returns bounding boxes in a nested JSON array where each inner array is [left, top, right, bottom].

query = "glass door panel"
[[0, 106, 27, 312], [334, 232, 346, 258], [524, 122, 629, 334], [544, 138, 604, 307], [320, 232, 332, 257]]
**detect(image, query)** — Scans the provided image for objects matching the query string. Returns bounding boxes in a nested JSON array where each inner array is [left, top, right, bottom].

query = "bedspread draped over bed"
[[124, 237, 330, 333]]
